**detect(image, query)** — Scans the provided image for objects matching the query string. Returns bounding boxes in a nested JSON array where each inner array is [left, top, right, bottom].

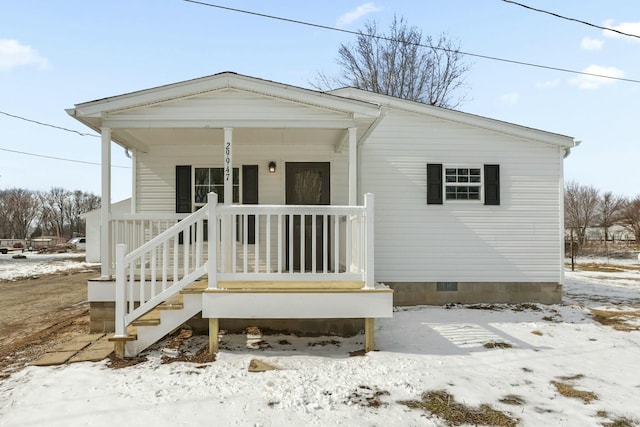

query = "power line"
[[183, 0, 640, 85], [502, 0, 640, 40], [0, 147, 130, 168], [0, 111, 100, 137], [0, 111, 129, 168]]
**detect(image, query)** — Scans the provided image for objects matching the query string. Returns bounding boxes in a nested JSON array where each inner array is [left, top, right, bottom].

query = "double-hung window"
[[427, 163, 500, 205], [445, 167, 482, 201]]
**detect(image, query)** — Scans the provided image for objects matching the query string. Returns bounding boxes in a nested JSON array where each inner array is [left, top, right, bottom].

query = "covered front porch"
[[67, 73, 392, 357]]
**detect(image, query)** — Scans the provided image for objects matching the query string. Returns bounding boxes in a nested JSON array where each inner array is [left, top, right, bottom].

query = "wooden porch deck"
[[111, 279, 392, 358]]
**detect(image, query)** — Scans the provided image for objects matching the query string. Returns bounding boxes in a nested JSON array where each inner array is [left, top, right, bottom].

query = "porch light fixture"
[[268, 161, 277, 173]]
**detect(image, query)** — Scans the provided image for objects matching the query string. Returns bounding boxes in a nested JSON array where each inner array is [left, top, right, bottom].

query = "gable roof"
[[68, 71, 380, 124], [67, 71, 576, 155], [66, 72, 384, 152]]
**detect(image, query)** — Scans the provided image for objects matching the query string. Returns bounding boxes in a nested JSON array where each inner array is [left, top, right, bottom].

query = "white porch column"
[[364, 193, 375, 289], [348, 127, 357, 206], [222, 128, 233, 271], [100, 127, 112, 279]]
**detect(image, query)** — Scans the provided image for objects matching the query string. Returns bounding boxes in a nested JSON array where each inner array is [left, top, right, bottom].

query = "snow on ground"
[[1, 257, 640, 426], [0, 252, 98, 281]]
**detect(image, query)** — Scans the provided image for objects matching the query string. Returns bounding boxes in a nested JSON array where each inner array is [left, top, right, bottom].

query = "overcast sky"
[[1, 0, 638, 202]]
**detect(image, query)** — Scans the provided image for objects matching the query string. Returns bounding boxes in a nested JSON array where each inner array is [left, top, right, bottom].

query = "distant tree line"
[[0, 188, 100, 241], [564, 180, 640, 246]]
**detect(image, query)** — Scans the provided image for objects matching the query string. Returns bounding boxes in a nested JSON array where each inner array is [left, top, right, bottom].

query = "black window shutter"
[[484, 164, 500, 205], [175, 165, 192, 213], [426, 164, 443, 205]]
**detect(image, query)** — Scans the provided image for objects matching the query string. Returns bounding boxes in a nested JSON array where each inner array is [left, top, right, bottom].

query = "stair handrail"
[[114, 204, 210, 338]]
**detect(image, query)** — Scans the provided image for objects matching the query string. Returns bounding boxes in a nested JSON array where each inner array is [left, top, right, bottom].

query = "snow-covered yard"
[[0, 252, 98, 281], [1, 257, 639, 426]]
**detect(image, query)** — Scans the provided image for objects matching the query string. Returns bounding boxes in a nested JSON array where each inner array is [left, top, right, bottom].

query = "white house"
[[68, 72, 576, 357]]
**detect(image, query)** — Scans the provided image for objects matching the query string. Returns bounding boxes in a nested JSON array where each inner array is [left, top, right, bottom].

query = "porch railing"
[[113, 193, 374, 337], [109, 212, 189, 276], [208, 194, 374, 285]]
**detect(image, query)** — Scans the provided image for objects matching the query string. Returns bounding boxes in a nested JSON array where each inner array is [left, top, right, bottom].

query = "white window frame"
[[444, 165, 483, 202], [193, 166, 240, 208]]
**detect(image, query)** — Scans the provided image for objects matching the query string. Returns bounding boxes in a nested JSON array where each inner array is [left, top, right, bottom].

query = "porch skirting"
[[387, 281, 562, 306]]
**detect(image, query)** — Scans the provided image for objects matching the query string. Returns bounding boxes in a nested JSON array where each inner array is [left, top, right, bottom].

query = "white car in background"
[[68, 237, 86, 251]]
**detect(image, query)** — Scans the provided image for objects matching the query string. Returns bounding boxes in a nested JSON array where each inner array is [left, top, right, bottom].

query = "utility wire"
[[0, 111, 129, 168], [0, 147, 130, 168], [0, 111, 100, 137], [502, 0, 640, 40], [183, 0, 640, 85]]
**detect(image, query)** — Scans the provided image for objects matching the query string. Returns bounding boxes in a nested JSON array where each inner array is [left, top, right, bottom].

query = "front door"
[[285, 162, 330, 272]]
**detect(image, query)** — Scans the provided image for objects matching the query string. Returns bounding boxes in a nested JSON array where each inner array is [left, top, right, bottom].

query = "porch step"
[[108, 325, 138, 342], [131, 284, 208, 327], [181, 281, 208, 294], [127, 325, 137, 338], [158, 294, 184, 310], [131, 310, 161, 327]]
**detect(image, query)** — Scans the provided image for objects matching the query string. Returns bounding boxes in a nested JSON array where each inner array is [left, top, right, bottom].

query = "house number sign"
[[224, 140, 232, 182]]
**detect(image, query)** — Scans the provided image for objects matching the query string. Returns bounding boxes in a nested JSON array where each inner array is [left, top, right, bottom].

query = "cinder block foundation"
[[386, 281, 562, 306]]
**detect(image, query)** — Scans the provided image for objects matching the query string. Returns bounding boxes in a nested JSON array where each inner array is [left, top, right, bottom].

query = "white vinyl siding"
[[361, 109, 563, 283], [135, 141, 349, 213]]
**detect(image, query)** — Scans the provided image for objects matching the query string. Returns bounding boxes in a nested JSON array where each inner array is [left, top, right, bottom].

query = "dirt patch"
[[499, 394, 526, 406], [106, 353, 148, 369], [399, 390, 518, 426], [484, 341, 513, 349], [160, 330, 216, 365], [551, 380, 598, 404], [572, 263, 628, 273], [346, 385, 390, 408], [590, 307, 640, 332], [600, 415, 639, 427], [0, 269, 98, 378], [308, 339, 341, 347]]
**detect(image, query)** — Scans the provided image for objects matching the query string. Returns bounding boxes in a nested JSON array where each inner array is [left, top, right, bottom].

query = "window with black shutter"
[[175, 165, 192, 213], [484, 164, 500, 205], [427, 163, 500, 205], [426, 164, 443, 204]]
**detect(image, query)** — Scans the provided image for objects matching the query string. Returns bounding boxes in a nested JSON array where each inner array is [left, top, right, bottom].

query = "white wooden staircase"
[[116, 281, 207, 357]]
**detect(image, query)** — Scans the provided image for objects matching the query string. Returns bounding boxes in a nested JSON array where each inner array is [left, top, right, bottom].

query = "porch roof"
[[66, 72, 382, 152]]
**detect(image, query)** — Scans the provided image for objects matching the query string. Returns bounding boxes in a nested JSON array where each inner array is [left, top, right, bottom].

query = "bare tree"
[[40, 187, 69, 238], [0, 188, 40, 239], [599, 191, 627, 241], [564, 181, 600, 245], [38, 188, 100, 238], [619, 196, 640, 242], [69, 190, 100, 236], [315, 16, 470, 108]]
